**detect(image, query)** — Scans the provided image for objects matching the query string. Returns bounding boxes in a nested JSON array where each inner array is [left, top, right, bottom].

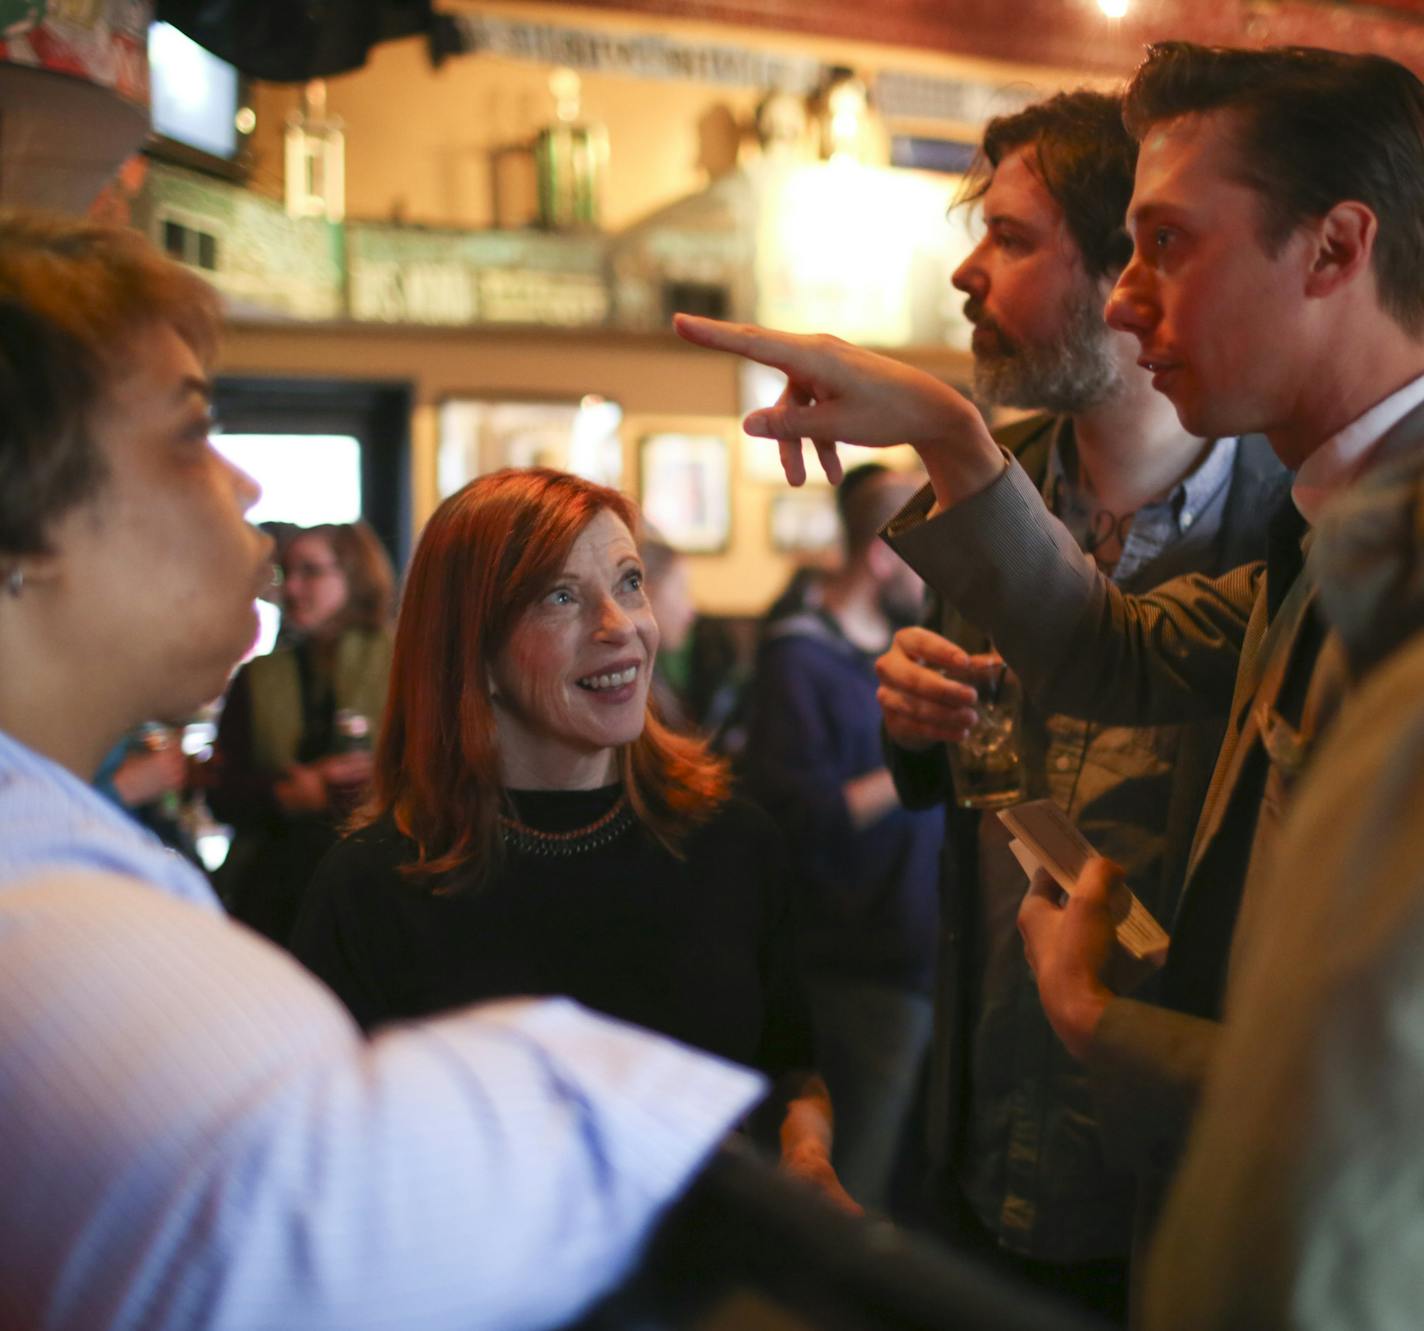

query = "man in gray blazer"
[[675, 40, 1424, 1241], [879, 88, 1284, 1322]]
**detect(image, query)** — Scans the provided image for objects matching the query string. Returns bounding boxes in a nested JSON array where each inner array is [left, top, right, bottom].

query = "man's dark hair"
[[837, 463, 917, 559], [957, 90, 1137, 282], [1124, 42, 1424, 336]]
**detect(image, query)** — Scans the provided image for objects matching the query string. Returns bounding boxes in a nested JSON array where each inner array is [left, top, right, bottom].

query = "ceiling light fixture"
[[1099, 0, 1129, 16]]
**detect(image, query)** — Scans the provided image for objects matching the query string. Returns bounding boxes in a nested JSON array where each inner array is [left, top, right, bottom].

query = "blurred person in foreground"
[[740, 462, 942, 1214], [210, 519, 394, 944], [675, 37, 1424, 1279], [0, 213, 764, 1331], [877, 90, 1283, 1320], [291, 467, 857, 1213], [1136, 452, 1424, 1328]]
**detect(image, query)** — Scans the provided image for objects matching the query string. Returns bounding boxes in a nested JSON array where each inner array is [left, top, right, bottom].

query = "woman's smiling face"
[[490, 508, 659, 789]]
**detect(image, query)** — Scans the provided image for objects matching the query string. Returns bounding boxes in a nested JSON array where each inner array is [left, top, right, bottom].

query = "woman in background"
[[211, 520, 394, 944], [292, 469, 854, 1210]]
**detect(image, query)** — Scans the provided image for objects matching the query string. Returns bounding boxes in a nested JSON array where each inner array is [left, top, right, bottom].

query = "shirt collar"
[[1175, 435, 1238, 528], [1045, 422, 1238, 528], [0, 726, 219, 912], [0, 725, 111, 807], [1293, 369, 1424, 522]]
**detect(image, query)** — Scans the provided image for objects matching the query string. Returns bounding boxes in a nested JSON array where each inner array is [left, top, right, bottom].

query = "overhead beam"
[[511, 1, 1424, 77]]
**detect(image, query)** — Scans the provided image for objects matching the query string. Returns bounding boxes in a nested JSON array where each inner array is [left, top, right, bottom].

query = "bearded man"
[[874, 90, 1286, 1324]]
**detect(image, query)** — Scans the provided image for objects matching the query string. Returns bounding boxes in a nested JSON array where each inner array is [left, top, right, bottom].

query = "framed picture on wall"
[[769, 489, 840, 554], [436, 395, 624, 498], [636, 422, 732, 554]]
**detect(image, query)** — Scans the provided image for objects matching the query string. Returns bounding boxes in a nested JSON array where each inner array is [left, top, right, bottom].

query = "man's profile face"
[[44, 323, 273, 722], [1106, 109, 1318, 460], [951, 144, 1126, 413]]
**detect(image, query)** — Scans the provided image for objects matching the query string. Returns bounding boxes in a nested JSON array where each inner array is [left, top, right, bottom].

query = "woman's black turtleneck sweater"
[[291, 787, 811, 1077]]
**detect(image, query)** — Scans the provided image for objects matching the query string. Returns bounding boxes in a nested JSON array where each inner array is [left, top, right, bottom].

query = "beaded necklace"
[[498, 792, 636, 858]]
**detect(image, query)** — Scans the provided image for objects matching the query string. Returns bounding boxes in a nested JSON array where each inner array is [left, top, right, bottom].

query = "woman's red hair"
[[361, 467, 728, 888]]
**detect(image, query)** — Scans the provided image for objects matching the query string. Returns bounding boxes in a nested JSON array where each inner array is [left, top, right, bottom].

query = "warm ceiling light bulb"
[[1099, 0, 1129, 15]]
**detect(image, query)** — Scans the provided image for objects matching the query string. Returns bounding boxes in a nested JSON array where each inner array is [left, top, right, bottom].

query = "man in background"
[[742, 463, 942, 1213]]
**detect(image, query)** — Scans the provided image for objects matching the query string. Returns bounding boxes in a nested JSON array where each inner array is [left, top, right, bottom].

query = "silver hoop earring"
[[4, 566, 21, 598]]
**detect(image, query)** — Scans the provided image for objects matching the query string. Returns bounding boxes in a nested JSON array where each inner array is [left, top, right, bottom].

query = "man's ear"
[[1303, 201, 1377, 300]]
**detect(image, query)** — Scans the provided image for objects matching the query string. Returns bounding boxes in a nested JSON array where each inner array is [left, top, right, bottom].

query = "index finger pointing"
[[673, 313, 814, 378]]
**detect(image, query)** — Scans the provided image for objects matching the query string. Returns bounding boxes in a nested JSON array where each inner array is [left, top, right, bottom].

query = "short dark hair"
[[0, 213, 222, 556], [837, 463, 917, 558], [1124, 42, 1424, 336], [958, 90, 1137, 282]]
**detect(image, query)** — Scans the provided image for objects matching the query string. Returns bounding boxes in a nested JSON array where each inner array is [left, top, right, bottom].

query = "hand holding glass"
[[948, 657, 1028, 810]]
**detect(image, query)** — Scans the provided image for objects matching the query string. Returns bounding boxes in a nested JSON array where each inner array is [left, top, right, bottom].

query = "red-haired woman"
[[291, 468, 855, 1210]]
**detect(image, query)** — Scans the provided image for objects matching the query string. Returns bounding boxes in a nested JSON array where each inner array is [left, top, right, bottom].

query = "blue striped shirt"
[[0, 726, 763, 1331]]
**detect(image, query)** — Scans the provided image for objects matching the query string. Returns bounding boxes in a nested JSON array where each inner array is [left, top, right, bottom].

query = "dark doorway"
[[213, 376, 413, 567]]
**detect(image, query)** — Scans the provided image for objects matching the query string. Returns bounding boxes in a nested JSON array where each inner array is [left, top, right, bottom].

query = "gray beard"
[[970, 287, 1124, 415]]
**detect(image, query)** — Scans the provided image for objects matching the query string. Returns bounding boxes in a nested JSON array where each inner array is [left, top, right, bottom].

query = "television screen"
[[147, 21, 242, 164]]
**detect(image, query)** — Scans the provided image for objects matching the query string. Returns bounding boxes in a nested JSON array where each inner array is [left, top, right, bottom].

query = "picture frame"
[[436, 394, 624, 498], [635, 421, 733, 554], [769, 489, 840, 554]]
